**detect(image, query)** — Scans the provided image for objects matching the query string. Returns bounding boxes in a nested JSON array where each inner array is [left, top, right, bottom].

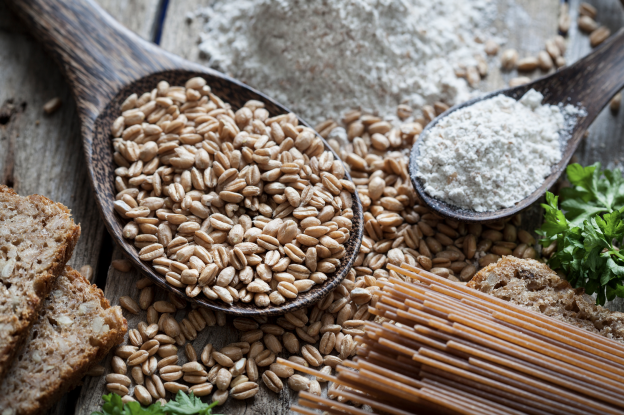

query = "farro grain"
[[212, 389, 229, 405], [134, 385, 152, 405], [112, 356, 128, 375], [138, 286, 155, 310], [131, 366, 144, 385], [164, 382, 189, 394], [231, 382, 259, 399], [590, 26, 610, 47], [106, 383, 129, 396], [190, 383, 213, 396], [288, 374, 310, 391], [578, 15, 597, 33], [611, 93, 622, 113]]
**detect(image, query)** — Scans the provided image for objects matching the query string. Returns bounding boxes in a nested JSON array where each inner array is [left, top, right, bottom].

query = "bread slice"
[[0, 268, 127, 415], [0, 185, 81, 379], [468, 255, 624, 342]]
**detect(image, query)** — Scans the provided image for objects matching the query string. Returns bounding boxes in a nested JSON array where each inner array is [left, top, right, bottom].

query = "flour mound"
[[417, 89, 581, 212], [196, 0, 499, 123]]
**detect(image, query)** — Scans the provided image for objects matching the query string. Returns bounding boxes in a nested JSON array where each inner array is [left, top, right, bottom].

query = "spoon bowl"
[[410, 28, 624, 223], [7, 0, 364, 316]]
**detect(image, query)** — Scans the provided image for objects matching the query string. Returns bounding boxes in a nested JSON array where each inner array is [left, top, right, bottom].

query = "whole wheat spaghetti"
[[283, 263, 624, 415]]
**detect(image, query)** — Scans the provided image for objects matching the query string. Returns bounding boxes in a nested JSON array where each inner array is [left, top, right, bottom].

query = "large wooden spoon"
[[409, 28, 624, 223], [6, 0, 363, 316]]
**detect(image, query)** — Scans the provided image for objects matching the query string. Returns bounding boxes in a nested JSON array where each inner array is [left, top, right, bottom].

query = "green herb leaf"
[[559, 195, 607, 227], [91, 394, 126, 415], [162, 391, 219, 415], [566, 163, 598, 197], [601, 168, 624, 209], [607, 258, 624, 278], [92, 392, 216, 415], [538, 163, 624, 306], [537, 192, 568, 237]]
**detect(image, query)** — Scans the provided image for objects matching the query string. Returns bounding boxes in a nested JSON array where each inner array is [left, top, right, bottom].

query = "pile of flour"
[[194, 0, 500, 123], [416, 90, 582, 212]]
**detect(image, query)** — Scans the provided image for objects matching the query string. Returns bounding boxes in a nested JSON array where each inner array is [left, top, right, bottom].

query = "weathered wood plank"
[[566, 0, 624, 312], [0, 3, 100, 275], [482, 0, 560, 93], [69, 1, 163, 414], [568, 0, 624, 169], [0, 0, 162, 274], [0, 0, 161, 413], [2, 0, 622, 414], [0, 3, 104, 413], [97, 0, 163, 42]]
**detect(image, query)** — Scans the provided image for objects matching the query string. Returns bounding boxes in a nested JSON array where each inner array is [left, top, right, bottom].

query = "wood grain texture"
[[566, 0, 624, 312], [1, 0, 622, 413], [160, 1, 204, 64], [568, 0, 624, 170], [481, 0, 561, 93], [0, 2, 102, 275], [0, 1, 162, 414], [69, 1, 163, 414], [97, 0, 164, 42], [3, 0, 186, 121]]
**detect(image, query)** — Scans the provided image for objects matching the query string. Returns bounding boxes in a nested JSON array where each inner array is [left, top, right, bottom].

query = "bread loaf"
[[468, 255, 624, 341], [0, 268, 127, 415], [0, 185, 80, 379]]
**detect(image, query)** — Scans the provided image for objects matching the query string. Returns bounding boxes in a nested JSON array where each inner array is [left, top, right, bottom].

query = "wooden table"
[[0, 0, 622, 414]]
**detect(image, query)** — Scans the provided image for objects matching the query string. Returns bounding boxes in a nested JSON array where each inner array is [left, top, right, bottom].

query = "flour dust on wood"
[[193, 0, 501, 124]]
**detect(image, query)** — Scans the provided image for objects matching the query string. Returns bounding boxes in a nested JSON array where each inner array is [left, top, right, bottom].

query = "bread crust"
[[468, 256, 624, 341], [0, 185, 81, 379], [27, 269, 128, 415], [0, 268, 127, 415]]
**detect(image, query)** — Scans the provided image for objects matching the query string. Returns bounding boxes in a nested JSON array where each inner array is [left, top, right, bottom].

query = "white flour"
[[194, 0, 500, 123], [417, 90, 582, 212]]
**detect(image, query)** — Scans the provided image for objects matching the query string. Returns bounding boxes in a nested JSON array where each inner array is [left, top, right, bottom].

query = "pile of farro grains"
[[98, 1, 619, 411], [104, 76, 546, 409]]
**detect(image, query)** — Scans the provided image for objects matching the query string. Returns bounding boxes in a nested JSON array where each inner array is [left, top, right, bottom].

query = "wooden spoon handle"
[[5, 0, 183, 120], [542, 28, 624, 128]]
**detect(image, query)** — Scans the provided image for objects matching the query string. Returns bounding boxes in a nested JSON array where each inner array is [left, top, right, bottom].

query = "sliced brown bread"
[[0, 185, 81, 379], [0, 267, 127, 415], [468, 255, 624, 341]]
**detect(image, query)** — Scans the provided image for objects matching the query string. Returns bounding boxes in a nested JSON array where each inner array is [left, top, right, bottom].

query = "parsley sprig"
[[537, 163, 624, 305], [92, 391, 220, 415]]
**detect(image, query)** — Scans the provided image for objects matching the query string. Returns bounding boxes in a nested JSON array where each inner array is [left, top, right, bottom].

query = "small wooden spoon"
[[409, 28, 624, 223], [6, 0, 363, 316]]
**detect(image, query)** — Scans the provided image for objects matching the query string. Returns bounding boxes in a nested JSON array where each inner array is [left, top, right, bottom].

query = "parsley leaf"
[[537, 164, 624, 305], [536, 192, 568, 237], [565, 163, 598, 198], [92, 392, 218, 415], [163, 391, 219, 415], [561, 162, 624, 226], [91, 394, 130, 415], [558, 195, 607, 227]]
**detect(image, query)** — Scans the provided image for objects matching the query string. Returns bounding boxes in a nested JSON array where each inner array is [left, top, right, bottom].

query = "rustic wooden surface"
[[0, 1, 161, 414], [0, 0, 622, 414]]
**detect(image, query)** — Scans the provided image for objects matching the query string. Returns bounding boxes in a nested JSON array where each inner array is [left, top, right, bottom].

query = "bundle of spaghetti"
[[283, 262, 624, 415]]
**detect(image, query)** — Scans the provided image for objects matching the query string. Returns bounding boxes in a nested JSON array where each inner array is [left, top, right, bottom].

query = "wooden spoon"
[[6, 0, 363, 316], [409, 28, 624, 223]]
